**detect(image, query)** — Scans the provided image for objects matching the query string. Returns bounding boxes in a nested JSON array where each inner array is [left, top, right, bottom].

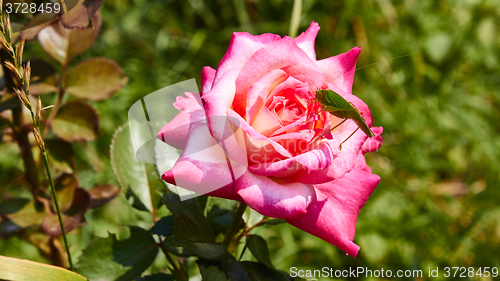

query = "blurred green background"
[[2, 0, 500, 280]]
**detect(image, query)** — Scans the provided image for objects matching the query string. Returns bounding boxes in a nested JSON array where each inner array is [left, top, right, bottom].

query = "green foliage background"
[[2, 0, 500, 280]]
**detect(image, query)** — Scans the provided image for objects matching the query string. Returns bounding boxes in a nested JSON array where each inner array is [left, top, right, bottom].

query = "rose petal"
[[264, 76, 305, 108], [214, 32, 281, 85], [226, 109, 293, 159], [288, 168, 380, 257], [271, 113, 313, 136], [317, 47, 361, 94], [161, 122, 232, 194], [201, 66, 216, 94], [354, 152, 371, 173], [161, 116, 248, 198], [290, 123, 367, 185], [204, 68, 241, 142], [205, 182, 242, 201], [251, 105, 282, 136], [246, 69, 288, 123], [157, 92, 205, 149], [294, 21, 320, 61], [362, 126, 383, 154], [234, 36, 322, 115], [236, 172, 316, 221], [248, 140, 333, 177], [270, 131, 316, 155]]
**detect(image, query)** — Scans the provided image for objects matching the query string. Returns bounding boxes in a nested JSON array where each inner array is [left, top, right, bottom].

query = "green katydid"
[[307, 54, 410, 147], [308, 89, 375, 149], [271, 53, 408, 149]]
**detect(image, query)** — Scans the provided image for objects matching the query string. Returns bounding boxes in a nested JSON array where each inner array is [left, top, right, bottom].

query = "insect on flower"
[[304, 55, 409, 149], [309, 88, 375, 149], [269, 49, 408, 150]]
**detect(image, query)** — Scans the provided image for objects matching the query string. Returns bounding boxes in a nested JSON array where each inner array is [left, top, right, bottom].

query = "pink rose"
[[157, 22, 383, 257]]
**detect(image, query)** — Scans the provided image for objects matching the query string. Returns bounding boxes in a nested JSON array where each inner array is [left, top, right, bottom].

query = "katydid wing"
[[315, 89, 375, 137]]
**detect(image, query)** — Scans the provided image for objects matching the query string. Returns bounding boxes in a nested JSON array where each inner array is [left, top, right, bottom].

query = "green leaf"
[[149, 215, 174, 236], [52, 100, 100, 142], [65, 58, 128, 100], [175, 241, 226, 260], [62, 0, 103, 29], [42, 188, 91, 236], [198, 262, 230, 281], [137, 273, 174, 281], [172, 215, 225, 259], [76, 226, 158, 281], [125, 188, 150, 211], [240, 261, 291, 281], [6, 200, 45, 228], [220, 253, 251, 281], [162, 194, 223, 258], [0, 198, 30, 215], [37, 14, 101, 64], [197, 255, 255, 281], [162, 236, 194, 258], [111, 123, 154, 212], [205, 197, 239, 235], [55, 173, 79, 211], [18, 11, 58, 40], [0, 255, 88, 281], [207, 206, 236, 237], [87, 184, 121, 209], [145, 163, 168, 208], [243, 208, 264, 229], [29, 82, 59, 95], [246, 235, 274, 269], [162, 193, 211, 232], [0, 198, 30, 234], [46, 139, 76, 173]]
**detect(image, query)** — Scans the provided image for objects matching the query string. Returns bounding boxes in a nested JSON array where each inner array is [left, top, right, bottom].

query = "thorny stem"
[[0, 8, 74, 271]]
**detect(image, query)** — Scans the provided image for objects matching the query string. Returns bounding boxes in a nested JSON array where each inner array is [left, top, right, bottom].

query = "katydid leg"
[[311, 118, 348, 145], [339, 127, 360, 151]]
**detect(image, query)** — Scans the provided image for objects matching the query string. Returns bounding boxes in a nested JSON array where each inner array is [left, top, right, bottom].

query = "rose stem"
[[223, 202, 248, 249]]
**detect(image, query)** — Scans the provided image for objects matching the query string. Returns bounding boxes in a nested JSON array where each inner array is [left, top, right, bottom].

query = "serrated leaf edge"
[[110, 122, 129, 193]]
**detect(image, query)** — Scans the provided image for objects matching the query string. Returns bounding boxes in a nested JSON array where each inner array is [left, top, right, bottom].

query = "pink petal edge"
[[288, 167, 380, 257]]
